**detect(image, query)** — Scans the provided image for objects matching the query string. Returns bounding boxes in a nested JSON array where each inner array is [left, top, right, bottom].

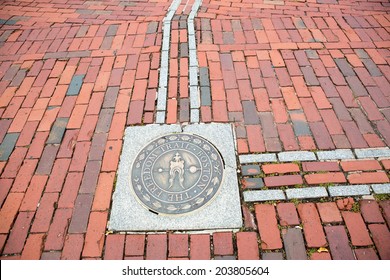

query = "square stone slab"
[[109, 123, 242, 231]]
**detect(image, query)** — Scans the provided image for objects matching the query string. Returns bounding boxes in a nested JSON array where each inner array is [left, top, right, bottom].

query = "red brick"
[[255, 204, 282, 250], [77, 115, 98, 142], [0, 193, 24, 233], [169, 234, 188, 257], [379, 200, 390, 226], [348, 172, 389, 184], [341, 160, 382, 171], [10, 159, 38, 192], [381, 159, 390, 170], [127, 100, 143, 125], [8, 108, 31, 133], [354, 248, 379, 260], [125, 234, 145, 257], [212, 101, 228, 122], [101, 140, 122, 172], [57, 172, 82, 208], [0, 179, 12, 207], [3, 212, 34, 254], [342, 211, 372, 246], [44, 153, 70, 187], [44, 208, 73, 251], [304, 172, 346, 185], [310, 252, 332, 260], [61, 234, 84, 260], [237, 232, 260, 260], [31, 192, 59, 233], [297, 203, 327, 247], [37, 107, 60, 132], [85, 91, 104, 116], [82, 211, 108, 258], [2, 147, 28, 178], [68, 141, 90, 172], [336, 198, 355, 211], [246, 125, 265, 152], [57, 129, 78, 158], [368, 224, 390, 260], [316, 202, 342, 223], [20, 233, 45, 260], [242, 205, 257, 230], [146, 234, 167, 260], [213, 232, 233, 256], [277, 203, 300, 226], [360, 200, 385, 223], [325, 225, 355, 260], [104, 234, 125, 260], [302, 161, 340, 172], [108, 113, 126, 140], [67, 104, 87, 129], [262, 163, 300, 174], [190, 234, 211, 260], [264, 175, 303, 187], [271, 99, 288, 123], [19, 175, 47, 212]]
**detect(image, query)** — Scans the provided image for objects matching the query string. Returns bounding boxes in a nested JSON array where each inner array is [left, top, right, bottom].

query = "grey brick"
[[371, 184, 390, 194], [243, 101, 260, 125], [355, 148, 390, 158], [190, 109, 199, 124], [79, 161, 102, 194], [317, 149, 355, 160], [335, 59, 355, 77], [146, 22, 159, 34], [66, 75, 85, 96], [328, 185, 370, 197], [103, 87, 119, 108], [242, 178, 264, 189], [36, 145, 59, 175], [46, 118, 68, 144], [278, 151, 316, 162], [156, 111, 165, 124], [199, 67, 210, 87], [292, 119, 311, 136], [106, 25, 118, 36], [262, 253, 284, 260], [355, 49, 369, 59], [239, 153, 277, 164], [294, 19, 306, 29], [200, 87, 211, 106], [0, 133, 19, 161], [282, 228, 307, 260], [286, 187, 328, 199], [68, 193, 94, 233], [241, 165, 261, 176], [362, 59, 382, 77], [95, 109, 114, 133], [180, 43, 188, 57], [243, 190, 285, 202]]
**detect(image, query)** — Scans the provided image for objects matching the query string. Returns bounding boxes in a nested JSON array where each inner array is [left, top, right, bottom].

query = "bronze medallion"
[[131, 133, 224, 215]]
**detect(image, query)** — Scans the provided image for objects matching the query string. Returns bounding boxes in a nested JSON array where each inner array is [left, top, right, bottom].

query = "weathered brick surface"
[[342, 211, 373, 246], [236, 232, 259, 260], [255, 204, 282, 250], [297, 203, 327, 247], [190, 234, 210, 260], [146, 234, 167, 260], [325, 226, 355, 260]]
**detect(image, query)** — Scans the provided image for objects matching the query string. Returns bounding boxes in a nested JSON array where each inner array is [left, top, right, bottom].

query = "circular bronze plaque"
[[131, 133, 224, 215]]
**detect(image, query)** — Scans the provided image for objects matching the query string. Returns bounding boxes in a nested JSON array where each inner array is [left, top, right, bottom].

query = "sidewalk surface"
[[0, 0, 390, 260]]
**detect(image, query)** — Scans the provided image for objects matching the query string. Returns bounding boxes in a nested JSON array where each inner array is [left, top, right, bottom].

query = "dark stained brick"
[[335, 59, 355, 77], [66, 75, 85, 96], [0, 133, 19, 161], [46, 118, 68, 144], [354, 248, 379, 260], [103, 87, 119, 108], [368, 224, 390, 260], [243, 100, 259, 125], [79, 161, 101, 194], [68, 193, 94, 233], [241, 164, 261, 176], [242, 177, 264, 189], [262, 252, 283, 260], [35, 144, 59, 175], [282, 228, 307, 260], [325, 226, 355, 260], [96, 109, 114, 133]]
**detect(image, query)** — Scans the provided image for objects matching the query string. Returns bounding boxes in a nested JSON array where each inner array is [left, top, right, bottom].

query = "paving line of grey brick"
[[371, 184, 390, 194], [188, 0, 202, 123], [286, 187, 328, 199], [239, 153, 278, 164], [243, 190, 286, 202], [354, 147, 390, 159], [316, 149, 355, 160], [156, 0, 182, 124], [328, 185, 371, 197]]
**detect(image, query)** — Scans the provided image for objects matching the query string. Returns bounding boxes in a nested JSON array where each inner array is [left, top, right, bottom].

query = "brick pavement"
[[0, 0, 390, 260]]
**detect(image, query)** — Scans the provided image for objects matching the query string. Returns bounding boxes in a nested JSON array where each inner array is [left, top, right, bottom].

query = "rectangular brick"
[[0, 133, 19, 161], [316, 202, 342, 223], [46, 118, 68, 144], [44, 208, 73, 251], [237, 232, 259, 260], [282, 228, 307, 260], [57, 172, 83, 208], [255, 204, 282, 250], [264, 175, 303, 187], [213, 232, 234, 256], [104, 234, 125, 260], [302, 161, 340, 172], [341, 160, 382, 171], [146, 234, 167, 260], [61, 234, 84, 260], [3, 212, 34, 254], [30, 192, 59, 233], [20, 175, 48, 212], [21, 233, 45, 260], [262, 163, 300, 174], [325, 225, 355, 260], [11, 159, 38, 192], [348, 172, 389, 184], [304, 172, 346, 185], [2, 147, 27, 178], [368, 224, 390, 260], [354, 248, 379, 260], [125, 234, 145, 257], [69, 141, 90, 172], [35, 144, 59, 175], [169, 234, 188, 258], [82, 211, 108, 258], [68, 193, 94, 233], [342, 211, 373, 246], [190, 234, 210, 260], [360, 200, 385, 223], [276, 203, 300, 226], [297, 203, 327, 247]]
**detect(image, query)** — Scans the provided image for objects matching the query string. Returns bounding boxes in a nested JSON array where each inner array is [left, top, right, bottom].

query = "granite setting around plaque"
[[109, 123, 243, 231]]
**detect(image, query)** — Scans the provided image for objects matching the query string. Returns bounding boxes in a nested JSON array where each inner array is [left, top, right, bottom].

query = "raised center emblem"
[[131, 133, 224, 215]]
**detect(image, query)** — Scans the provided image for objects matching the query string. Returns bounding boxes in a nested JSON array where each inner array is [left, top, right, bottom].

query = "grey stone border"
[[239, 148, 390, 163], [243, 184, 390, 202], [156, 0, 181, 124]]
